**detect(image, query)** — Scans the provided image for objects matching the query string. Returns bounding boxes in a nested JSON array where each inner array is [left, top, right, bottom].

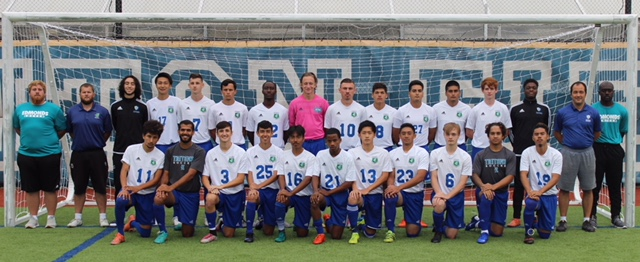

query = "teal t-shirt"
[[592, 102, 628, 144], [13, 102, 67, 157]]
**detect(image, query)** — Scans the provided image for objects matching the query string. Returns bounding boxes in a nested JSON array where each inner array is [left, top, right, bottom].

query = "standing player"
[[289, 72, 330, 155], [554, 81, 601, 232], [466, 122, 516, 244], [244, 121, 284, 243], [346, 120, 392, 244], [274, 126, 316, 242], [309, 128, 357, 244], [201, 121, 249, 243], [325, 78, 367, 150], [66, 83, 112, 228], [247, 81, 289, 149], [154, 120, 206, 243], [365, 83, 397, 151], [508, 79, 550, 228], [384, 123, 429, 242], [208, 79, 249, 149], [179, 73, 216, 152], [14, 80, 67, 229], [432, 80, 471, 149], [392, 80, 437, 151], [591, 81, 628, 228], [147, 72, 181, 153], [111, 120, 165, 245], [521, 123, 562, 244], [466, 77, 512, 159], [111, 75, 148, 200], [430, 123, 472, 243]]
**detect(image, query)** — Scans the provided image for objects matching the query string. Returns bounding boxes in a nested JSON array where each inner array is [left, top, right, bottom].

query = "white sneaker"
[[25, 217, 39, 229], [100, 219, 110, 227], [285, 221, 293, 228], [45, 217, 57, 228], [173, 216, 182, 227], [67, 219, 83, 228]]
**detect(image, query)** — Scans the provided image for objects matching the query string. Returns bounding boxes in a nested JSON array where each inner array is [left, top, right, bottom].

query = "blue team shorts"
[[218, 191, 246, 228], [304, 139, 327, 156], [526, 195, 558, 232], [131, 193, 155, 226], [259, 188, 278, 226], [363, 194, 383, 230], [196, 141, 214, 152], [290, 195, 312, 229], [324, 190, 349, 228], [432, 191, 465, 229], [475, 188, 508, 226], [401, 191, 425, 226], [156, 143, 177, 154], [173, 190, 200, 226]]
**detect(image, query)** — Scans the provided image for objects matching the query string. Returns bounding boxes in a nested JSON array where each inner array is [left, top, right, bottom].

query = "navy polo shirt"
[[67, 103, 113, 151], [553, 103, 601, 149]]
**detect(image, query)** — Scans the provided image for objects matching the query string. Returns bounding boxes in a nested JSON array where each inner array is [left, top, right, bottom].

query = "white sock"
[[99, 213, 107, 220], [480, 230, 489, 234], [75, 213, 82, 220], [560, 216, 567, 222], [31, 215, 38, 220], [48, 215, 55, 219], [584, 217, 590, 222]]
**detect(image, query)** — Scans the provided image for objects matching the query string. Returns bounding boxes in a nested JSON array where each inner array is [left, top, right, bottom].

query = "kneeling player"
[[521, 123, 562, 244], [430, 122, 472, 243], [347, 121, 392, 244], [111, 120, 166, 245], [384, 123, 429, 242], [201, 121, 249, 243], [274, 126, 316, 242]]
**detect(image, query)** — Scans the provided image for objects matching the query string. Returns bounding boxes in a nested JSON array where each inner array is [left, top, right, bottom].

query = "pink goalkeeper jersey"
[[289, 95, 329, 140]]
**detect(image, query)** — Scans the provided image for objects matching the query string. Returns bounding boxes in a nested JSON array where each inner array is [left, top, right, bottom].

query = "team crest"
[[234, 112, 241, 118], [314, 107, 323, 113], [409, 158, 415, 164], [453, 160, 460, 167], [200, 107, 207, 112], [270, 156, 277, 162], [151, 160, 157, 166], [274, 113, 280, 119], [545, 161, 551, 167], [495, 111, 501, 117], [372, 157, 378, 164], [229, 157, 235, 163], [168, 107, 174, 113], [456, 112, 463, 118], [383, 114, 389, 120], [94, 113, 100, 119], [134, 105, 139, 110], [351, 112, 358, 117], [423, 116, 429, 122], [337, 164, 343, 170], [299, 162, 306, 168]]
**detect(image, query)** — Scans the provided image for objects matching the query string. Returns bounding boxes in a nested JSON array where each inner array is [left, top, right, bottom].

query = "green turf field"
[[0, 207, 637, 262]]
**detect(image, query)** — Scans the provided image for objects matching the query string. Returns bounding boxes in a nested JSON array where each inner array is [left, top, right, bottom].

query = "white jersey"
[[429, 147, 472, 195], [389, 145, 430, 193], [203, 144, 249, 194], [520, 146, 562, 196], [246, 103, 289, 149], [365, 104, 397, 148], [432, 100, 471, 146], [147, 96, 181, 145], [246, 144, 283, 190], [310, 149, 357, 190], [393, 103, 437, 147], [349, 146, 393, 194], [466, 100, 512, 148], [121, 144, 165, 195], [278, 149, 316, 196], [208, 101, 249, 145], [324, 101, 367, 150], [179, 96, 216, 144]]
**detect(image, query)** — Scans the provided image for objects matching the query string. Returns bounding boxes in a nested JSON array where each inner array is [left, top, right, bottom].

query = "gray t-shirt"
[[163, 144, 206, 193], [472, 147, 516, 193]]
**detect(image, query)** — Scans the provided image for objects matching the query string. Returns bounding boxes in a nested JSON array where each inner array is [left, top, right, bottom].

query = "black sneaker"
[[556, 220, 568, 232], [523, 235, 535, 245], [612, 216, 627, 229], [431, 232, 443, 243], [581, 220, 596, 232], [244, 233, 255, 243], [254, 219, 264, 230], [216, 218, 224, 233], [589, 215, 597, 228]]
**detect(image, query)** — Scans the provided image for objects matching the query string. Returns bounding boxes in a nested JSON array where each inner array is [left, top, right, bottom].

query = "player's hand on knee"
[[248, 189, 259, 198], [350, 190, 362, 199], [118, 190, 131, 200]]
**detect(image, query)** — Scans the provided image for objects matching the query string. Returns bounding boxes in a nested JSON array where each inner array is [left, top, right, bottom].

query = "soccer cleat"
[[216, 217, 224, 233], [523, 235, 535, 244], [254, 218, 264, 230], [612, 216, 627, 229], [323, 214, 331, 223], [200, 233, 218, 243], [45, 217, 57, 229], [275, 231, 287, 243], [284, 221, 293, 228], [348, 232, 360, 244], [173, 216, 182, 231], [465, 216, 480, 231], [313, 234, 326, 245], [244, 233, 255, 243], [383, 230, 396, 243], [581, 220, 596, 232], [398, 220, 407, 228], [25, 217, 39, 229], [124, 215, 136, 232], [67, 219, 83, 228], [431, 232, 443, 243], [589, 215, 598, 229], [556, 220, 568, 232], [421, 221, 429, 228], [507, 218, 521, 228], [356, 216, 366, 229], [154, 231, 169, 244], [111, 233, 126, 245], [477, 233, 489, 244], [100, 219, 110, 228]]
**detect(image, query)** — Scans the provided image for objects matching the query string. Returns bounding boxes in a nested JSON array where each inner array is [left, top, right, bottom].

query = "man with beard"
[[66, 83, 113, 228]]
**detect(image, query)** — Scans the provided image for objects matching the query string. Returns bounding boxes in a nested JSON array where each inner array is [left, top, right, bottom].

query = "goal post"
[[2, 12, 637, 227]]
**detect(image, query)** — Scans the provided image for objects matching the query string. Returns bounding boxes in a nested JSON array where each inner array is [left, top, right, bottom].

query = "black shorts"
[[17, 153, 62, 193], [70, 149, 109, 195]]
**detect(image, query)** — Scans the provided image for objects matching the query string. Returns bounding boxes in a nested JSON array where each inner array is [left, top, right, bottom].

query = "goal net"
[[2, 13, 637, 227]]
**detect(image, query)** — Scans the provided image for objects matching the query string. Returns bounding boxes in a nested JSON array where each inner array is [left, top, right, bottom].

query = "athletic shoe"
[[100, 219, 110, 228], [581, 220, 596, 232], [421, 221, 429, 228], [323, 214, 331, 233], [254, 219, 264, 230], [398, 220, 407, 228], [313, 234, 326, 245], [111, 233, 126, 245], [357, 216, 366, 229], [244, 233, 255, 243], [507, 218, 521, 228], [67, 219, 83, 228], [275, 231, 287, 243], [200, 233, 218, 243], [589, 215, 598, 228], [124, 215, 136, 232], [174, 216, 182, 231], [431, 232, 443, 243], [477, 233, 489, 244], [45, 217, 57, 229], [25, 217, 39, 229], [284, 221, 293, 228], [348, 232, 360, 244], [556, 220, 568, 232], [465, 216, 480, 231], [383, 230, 396, 243], [612, 216, 627, 229], [216, 217, 224, 233], [154, 231, 169, 244], [523, 235, 535, 244]]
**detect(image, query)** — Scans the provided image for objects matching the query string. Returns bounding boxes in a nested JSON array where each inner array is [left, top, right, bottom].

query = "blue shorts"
[[130, 193, 155, 226], [259, 188, 278, 226], [475, 188, 508, 226], [304, 139, 326, 156], [431, 191, 465, 229], [236, 143, 247, 151], [156, 143, 177, 154], [401, 191, 425, 226], [323, 189, 349, 228], [196, 141, 214, 152], [173, 190, 200, 226], [218, 191, 246, 228], [384, 146, 394, 152], [290, 195, 312, 229], [419, 144, 431, 153], [434, 143, 467, 152], [363, 194, 383, 230], [471, 146, 484, 161], [527, 195, 558, 232]]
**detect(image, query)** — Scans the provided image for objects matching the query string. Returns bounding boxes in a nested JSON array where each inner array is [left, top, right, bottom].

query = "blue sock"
[[524, 198, 538, 236], [478, 194, 492, 232], [115, 197, 129, 235], [205, 211, 217, 230], [153, 204, 167, 233], [245, 202, 257, 234], [314, 219, 325, 234], [133, 221, 151, 238], [275, 202, 287, 231], [433, 211, 445, 233], [347, 204, 360, 232], [384, 196, 399, 232]]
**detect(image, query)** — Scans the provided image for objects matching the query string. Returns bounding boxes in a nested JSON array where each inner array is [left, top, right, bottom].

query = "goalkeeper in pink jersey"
[[289, 72, 329, 155]]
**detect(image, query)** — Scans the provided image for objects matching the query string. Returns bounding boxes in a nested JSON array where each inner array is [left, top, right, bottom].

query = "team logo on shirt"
[[456, 112, 463, 118], [409, 157, 415, 164], [168, 107, 174, 113], [586, 115, 591, 122], [270, 156, 277, 162], [94, 113, 101, 119], [235, 112, 241, 118], [423, 116, 429, 122], [229, 157, 235, 163], [134, 105, 139, 111], [351, 112, 358, 117], [299, 162, 306, 168], [453, 160, 460, 167], [151, 160, 157, 166], [372, 157, 378, 164], [337, 164, 343, 170], [274, 113, 280, 119], [545, 161, 551, 167], [315, 107, 323, 113], [495, 111, 501, 117], [200, 107, 207, 112], [383, 114, 389, 120]]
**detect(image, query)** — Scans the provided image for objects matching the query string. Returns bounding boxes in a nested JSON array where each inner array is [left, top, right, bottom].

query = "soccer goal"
[[2, 13, 637, 227]]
